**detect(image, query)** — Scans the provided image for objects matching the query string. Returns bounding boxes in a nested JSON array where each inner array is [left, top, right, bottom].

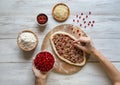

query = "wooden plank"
[[0, 62, 119, 85], [0, 39, 42, 62], [69, 0, 120, 15], [0, 0, 120, 15], [0, 63, 35, 85], [0, 15, 120, 39], [0, 39, 120, 62], [0, 0, 120, 39]]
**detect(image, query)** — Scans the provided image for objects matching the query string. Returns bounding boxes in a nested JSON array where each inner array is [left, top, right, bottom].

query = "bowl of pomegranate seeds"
[[34, 51, 55, 72], [36, 13, 48, 26]]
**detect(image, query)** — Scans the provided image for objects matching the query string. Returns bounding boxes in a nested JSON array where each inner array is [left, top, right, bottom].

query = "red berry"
[[92, 20, 95, 23], [81, 13, 83, 15], [84, 21, 86, 24], [71, 25, 73, 30], [80, 24, 82, 27], [76, 15, 78, 18], [79, 16, 81, 19], [91, 24, 93, 27], [73, 19, 75, 22], [61, 48, 64, 50], [88, 23, 90, 26], [71, 27, 73, 30], [89, 21, 91, 23], [89, 11, 91, 15], [86, 15, 88, 18], [83, 18, 85, 21]]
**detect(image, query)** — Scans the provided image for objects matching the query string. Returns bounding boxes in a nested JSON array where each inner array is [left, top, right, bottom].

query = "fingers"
[[32, 64, 36, 75], [80, 37, 91, 43], [32, 57, 48, 79], [32, 58, 38, 74], [32, 57, 36, 70], [32, 63, 36, 72], [32, 56, 35, 60], [73, 39, 80, 43], [74, 44, 87, 52], [74, 36, 91, 44], [32, 65, 35, 72], [32, 58, 35, 70], [32, 59, 48, 75]]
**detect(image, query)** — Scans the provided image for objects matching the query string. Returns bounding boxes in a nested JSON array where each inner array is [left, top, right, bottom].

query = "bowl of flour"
[[17, 30, 38, 51]]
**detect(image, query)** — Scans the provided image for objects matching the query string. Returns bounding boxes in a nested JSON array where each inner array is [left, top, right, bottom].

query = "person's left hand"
[[32, 62, 48, 80]]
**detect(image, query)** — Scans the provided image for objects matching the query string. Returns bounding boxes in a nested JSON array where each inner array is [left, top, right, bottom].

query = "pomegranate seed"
[[86, 15, 88, 18], [89, 11, 91, 15], [61, 48, 64, 50], [92, 20, 95, 23], [71, 27, 73, 30], [88, 23, 90, 26], [77, 20, 79, 23], [83, 18, 85, 21], [80, 24, 82, 27], [71, 25, 73, 29], [77, 30, 79, 33], [81, 13, 83, 15], [84, 26, 86, 28], [73, 19, 75, 22], [78, 33, 81, 36], [89, 21, 91, 23], [84, 21, 86, 24], [76, 15, 78, 18], [79, 16, 81, 19], [59, 45, 61, 47], [91, 24, 93, 27]]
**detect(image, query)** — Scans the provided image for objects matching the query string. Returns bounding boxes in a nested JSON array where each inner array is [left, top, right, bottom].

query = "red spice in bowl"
[[37, 13, 48, 26], [34, 51, 55, 72]]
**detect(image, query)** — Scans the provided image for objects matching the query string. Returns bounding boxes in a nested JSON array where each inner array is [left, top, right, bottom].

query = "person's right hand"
[[73, 36, 96, 54]]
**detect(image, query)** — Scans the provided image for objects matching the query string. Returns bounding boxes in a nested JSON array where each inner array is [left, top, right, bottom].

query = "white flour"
[[18, 32, 37, 50]]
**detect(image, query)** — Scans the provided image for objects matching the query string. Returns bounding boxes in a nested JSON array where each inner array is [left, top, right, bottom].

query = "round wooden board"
[[41, 24, 89, 75]]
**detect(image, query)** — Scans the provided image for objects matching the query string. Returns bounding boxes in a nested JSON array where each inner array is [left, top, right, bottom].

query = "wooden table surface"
[[0, 0, 120, 85]]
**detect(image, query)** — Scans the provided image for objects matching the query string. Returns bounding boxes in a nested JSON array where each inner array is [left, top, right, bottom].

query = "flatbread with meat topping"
[[50, 31, 86, 66]]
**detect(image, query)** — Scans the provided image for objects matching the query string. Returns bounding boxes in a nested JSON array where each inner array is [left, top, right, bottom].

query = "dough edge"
[[50, 31, 86, 66]]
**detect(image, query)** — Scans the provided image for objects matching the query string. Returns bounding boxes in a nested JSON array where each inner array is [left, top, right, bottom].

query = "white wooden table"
[[0, 0, 120, 85]]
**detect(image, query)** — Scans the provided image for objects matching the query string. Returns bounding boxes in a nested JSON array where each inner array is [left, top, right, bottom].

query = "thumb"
[[79, 37, 91, 44], [74, 44, 87, 52]]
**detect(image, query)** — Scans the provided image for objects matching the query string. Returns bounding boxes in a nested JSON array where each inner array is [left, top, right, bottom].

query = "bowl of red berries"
[[36, 13, 48, 26], [34, 51, 55, 72]]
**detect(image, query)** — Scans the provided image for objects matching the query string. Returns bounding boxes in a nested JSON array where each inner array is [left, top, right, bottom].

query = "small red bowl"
[[36, 13, 48, 26], [34, 51, 55, 72]]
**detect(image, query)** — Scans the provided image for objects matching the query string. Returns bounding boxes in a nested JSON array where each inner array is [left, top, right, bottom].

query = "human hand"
[[32, 62, 48, 80], [73, 36, 96, 54]]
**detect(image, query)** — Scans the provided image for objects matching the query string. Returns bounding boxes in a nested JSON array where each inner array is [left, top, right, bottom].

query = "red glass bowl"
[[34, 51, 55, 72]]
